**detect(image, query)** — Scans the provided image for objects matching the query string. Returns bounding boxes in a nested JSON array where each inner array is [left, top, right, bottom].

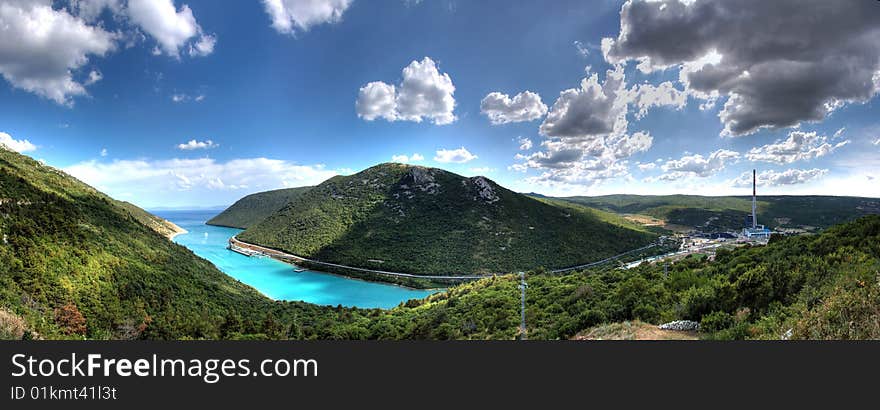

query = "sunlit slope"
[[0, 147, 274, 339], [238, 163, 656, 275]]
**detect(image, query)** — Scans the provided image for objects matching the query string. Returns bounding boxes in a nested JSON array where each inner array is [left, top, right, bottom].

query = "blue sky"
[[1, 0, 879, 208]]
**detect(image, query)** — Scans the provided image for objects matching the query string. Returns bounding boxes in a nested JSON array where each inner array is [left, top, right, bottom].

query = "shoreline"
[[165, 221, 189, 241]]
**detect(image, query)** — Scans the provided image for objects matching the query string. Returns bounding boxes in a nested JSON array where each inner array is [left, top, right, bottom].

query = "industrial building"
[[742, 169, 772, 240]]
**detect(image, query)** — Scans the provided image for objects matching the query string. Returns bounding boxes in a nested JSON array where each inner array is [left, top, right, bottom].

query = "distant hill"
[[237, 163, 656, 275], [207, 186, 312, 229], [554, 194, 880, 232]]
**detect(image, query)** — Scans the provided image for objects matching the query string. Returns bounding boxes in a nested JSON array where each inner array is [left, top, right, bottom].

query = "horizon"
[[1, 0, 879, 208]]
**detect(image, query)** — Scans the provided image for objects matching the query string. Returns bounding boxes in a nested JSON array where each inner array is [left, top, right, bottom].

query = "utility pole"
[[519, 271, 527, 340]]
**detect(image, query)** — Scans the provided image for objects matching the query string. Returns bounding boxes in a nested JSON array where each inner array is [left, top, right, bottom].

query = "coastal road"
[[231, 236, 663, 281]]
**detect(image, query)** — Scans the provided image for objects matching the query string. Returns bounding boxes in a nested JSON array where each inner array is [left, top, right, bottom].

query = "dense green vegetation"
[[558, 194, 880, 232], [238, 163, 656, 276], [3, 146, 878, 340], [0, 147, 283, 339], [207, 186, 312, 229]]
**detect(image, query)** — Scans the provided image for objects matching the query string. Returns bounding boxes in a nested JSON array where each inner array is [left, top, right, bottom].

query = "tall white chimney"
[[752, 169, 757, 229]]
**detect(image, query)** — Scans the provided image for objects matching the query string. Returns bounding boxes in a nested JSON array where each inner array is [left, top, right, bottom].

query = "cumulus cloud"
[[637, 162, 656, 171], [515, 66, 653, 188], [517, 137, 533, 151], [733, 168, 828, 187], [126, 0, 215, 58], [434, 147, 477, 163], [0, 132, 37, 153], [262, 0, 352, 35], [0, 0, 116, 105], [540, 67, 625, 138], [356, 57, 457, 125], [391, 153, 424, 163], [603, 0, 880, 136], [100, 148, 108, 157], [176, 139, 218, 150], [627, 81, 688, 119], [746, 131, 849, 164], [480, 91, 548, 124], [653, 149, 740, 181]]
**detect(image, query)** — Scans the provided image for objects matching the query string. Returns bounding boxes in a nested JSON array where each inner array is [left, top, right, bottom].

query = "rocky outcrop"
[[470, 176, 499, 204]]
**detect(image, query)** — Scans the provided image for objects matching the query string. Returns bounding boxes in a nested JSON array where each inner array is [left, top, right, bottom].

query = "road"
[[231, 236, 665, 281]]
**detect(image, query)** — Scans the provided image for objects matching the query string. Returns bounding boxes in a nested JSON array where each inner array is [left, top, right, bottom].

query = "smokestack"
[[752, 169, 757, 229]]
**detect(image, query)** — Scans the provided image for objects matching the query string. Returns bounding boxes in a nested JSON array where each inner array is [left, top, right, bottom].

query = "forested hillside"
[[559, 194, 880, 232], [207, 186, 312, 229], [237, 163, 656, 275]]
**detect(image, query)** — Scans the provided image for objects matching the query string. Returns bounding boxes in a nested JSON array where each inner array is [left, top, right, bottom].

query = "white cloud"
[[0, 132, 37, 153], [540, 67, 624, 138], [637, 162, 656, 171], [391, 153, 424, 163], [176, 139, 218, 150], [573, 40, 592, 58], [733, 168, 829, 187], [518, 137, 533, 151], [357, 57, 456, 125], [84, 70, 103, 86], [262, 0, 353, 35], [746, 131, 849, 165], [100, 148, 108, 157], [873, 138, 880, 146], [64, 157, 338, 208], [516, 66, 654, 189], [480, 91, 548, 124], [0, 0, 116, 105], [126, 0, 215, 58], [434, 147, 477, 164], [603, 0, 880, 136], [626, 81, 687, 119], [171, 93, 187, 102], [654, 149, 740, 181], [188, 33, 215, 57], [356, 81, 397, 122]]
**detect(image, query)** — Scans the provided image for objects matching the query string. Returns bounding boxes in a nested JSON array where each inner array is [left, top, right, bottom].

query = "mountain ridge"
[[236, 163, 657, 276]]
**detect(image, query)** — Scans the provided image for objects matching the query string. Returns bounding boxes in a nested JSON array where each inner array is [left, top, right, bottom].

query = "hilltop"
[[556, 194, 880, 232], [237, 163, 657, 276], [207, 186, 312, 229]]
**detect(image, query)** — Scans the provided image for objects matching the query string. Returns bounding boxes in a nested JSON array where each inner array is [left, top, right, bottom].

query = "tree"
[[55, 303, 87, 336]]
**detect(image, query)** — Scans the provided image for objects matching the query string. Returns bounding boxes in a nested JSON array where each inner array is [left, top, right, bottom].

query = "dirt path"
[[573, 321, 699, 340]]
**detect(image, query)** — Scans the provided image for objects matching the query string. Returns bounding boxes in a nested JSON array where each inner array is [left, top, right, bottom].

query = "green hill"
[[557, 194, 880, 232], [207, 186, 312, 229], [0, 147, 281, 339], [236, 163, 657, 276]]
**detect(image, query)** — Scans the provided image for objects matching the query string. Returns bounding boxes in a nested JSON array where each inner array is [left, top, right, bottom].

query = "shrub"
[[55, 303, 87, 336], [700, 311, 734, 333]]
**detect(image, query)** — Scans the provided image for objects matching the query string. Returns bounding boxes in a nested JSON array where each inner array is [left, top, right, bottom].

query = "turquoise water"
[[157, 210, 440, 309]]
